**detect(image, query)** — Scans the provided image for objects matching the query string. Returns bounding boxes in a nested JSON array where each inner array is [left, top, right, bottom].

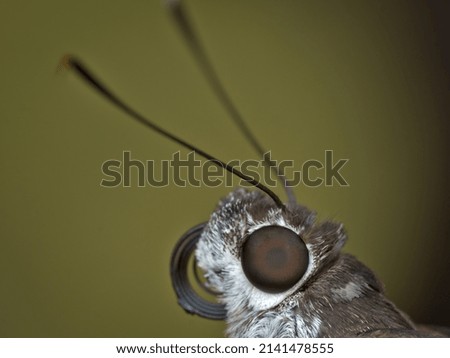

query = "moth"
[[61, 0, 449, 337]]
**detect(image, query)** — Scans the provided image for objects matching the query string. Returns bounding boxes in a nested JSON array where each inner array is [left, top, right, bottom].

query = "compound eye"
[[241, 226, 309, 293]]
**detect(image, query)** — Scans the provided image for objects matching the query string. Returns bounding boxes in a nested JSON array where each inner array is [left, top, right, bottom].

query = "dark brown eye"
[[241, 226, 309, 293]]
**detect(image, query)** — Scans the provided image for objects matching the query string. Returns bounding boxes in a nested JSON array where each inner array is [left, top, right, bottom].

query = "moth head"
[[172, 188, 347, 320]]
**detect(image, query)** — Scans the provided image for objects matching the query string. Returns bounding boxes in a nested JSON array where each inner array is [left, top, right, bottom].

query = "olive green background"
[[1, 0, 449, 337]]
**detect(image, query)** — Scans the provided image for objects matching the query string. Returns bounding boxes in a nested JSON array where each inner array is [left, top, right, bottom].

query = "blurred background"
[[0, 0, 449, 337]]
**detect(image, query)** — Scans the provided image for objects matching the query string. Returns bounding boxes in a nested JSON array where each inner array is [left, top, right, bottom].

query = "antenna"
[[165, 0, 297, 205], [59, 55, 284, 209]]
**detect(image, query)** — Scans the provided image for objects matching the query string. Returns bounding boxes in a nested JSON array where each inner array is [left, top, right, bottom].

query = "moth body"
[[196, 189, 443, 337]]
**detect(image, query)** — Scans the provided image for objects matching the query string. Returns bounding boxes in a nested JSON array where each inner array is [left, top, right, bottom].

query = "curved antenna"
[[165, 0, 297, 205], [59, 55, 284, 209]]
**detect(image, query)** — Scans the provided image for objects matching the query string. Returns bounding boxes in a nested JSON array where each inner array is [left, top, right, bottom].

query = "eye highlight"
[[241, 226, 309, 293]]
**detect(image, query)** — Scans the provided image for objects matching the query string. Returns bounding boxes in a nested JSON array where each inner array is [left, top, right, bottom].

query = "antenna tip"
[[56, 54, 75, 74], [163, 0, 181, 10]]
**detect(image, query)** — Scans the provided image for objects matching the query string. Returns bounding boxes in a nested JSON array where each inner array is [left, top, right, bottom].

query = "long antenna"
[[165, 0, 297, 205], [59, 55, 284, 209]]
